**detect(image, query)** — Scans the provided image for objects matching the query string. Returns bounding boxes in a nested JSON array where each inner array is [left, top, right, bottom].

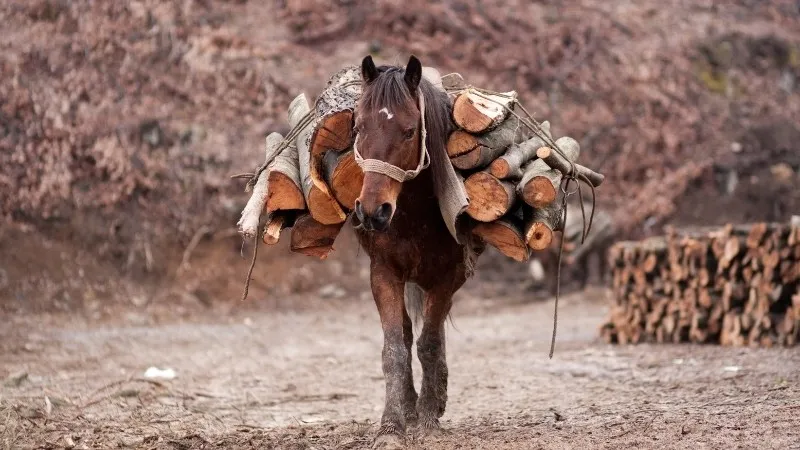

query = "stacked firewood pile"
[[237, 66, 604, 265], [600, 219, 800, 347]]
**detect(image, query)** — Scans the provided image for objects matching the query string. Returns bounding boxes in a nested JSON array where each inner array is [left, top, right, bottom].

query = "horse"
[[352, 54, 483, 447]]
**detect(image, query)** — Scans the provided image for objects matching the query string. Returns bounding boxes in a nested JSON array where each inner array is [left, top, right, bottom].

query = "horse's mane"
[[361, 66, 454, 192]]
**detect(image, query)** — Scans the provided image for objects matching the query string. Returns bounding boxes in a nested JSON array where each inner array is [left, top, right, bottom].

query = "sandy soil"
[[2, 288, 799, 450]]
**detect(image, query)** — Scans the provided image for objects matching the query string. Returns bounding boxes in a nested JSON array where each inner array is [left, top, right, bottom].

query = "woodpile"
[[238, 66, 606, 266], [450, 85, 604, 262], [600, 220, 800, 347], [237, 67, 362, 260]]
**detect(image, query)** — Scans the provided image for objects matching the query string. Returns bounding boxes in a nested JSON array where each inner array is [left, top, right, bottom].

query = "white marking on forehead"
[[379, 107, 394, 120]]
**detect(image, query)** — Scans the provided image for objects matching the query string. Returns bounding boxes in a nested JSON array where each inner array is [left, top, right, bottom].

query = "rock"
[[770, 163, 795, 184], [318, 284, 346, 299], [5, 371, 29, 387], [143, 367, 177, 380]]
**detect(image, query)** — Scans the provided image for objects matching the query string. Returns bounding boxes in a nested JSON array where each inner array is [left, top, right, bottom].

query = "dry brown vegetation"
[[0, 0, 799, 305]]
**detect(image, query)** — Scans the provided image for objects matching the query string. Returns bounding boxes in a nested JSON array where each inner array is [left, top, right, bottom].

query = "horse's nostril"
[[376, 202, 393, 222]]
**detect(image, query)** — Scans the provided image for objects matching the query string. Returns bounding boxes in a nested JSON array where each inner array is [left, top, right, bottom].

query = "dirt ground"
[[2, 288, 799, 450]]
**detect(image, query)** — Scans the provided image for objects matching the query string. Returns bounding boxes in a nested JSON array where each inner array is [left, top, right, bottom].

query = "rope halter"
[[353, 92, 430, 183]]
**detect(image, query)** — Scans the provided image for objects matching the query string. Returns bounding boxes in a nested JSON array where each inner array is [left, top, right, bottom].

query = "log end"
[[526, 222, 554, 250], [453, 93, 496, 133], [262, 215, 287, 245], [329, 152, 364, 210], [488, 158, 511, 179], [446, 130, 479, 158], [473, 221, 529, 262], [465, 172, 515, 222], [311, 111, 354, 156], [521, 177, 557, 208], [308, 187, 347, 225], [451, 148, 481, 171], [266, 172, 307, 214]]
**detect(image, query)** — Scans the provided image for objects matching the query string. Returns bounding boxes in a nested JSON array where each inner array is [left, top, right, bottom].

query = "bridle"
[[353, 92, 429, 183]]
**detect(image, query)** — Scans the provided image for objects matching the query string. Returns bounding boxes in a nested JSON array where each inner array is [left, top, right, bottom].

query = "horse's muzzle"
[[354, 200, 393, 232]]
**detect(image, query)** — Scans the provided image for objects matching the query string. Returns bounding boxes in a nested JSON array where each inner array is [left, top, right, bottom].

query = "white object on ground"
[[529, 259, 545, 282], [144, 367, 177, 380]]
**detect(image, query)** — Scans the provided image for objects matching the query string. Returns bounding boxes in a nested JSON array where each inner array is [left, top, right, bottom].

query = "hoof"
[[404, 410, 419, 427], [417, 417, 443, 435], [372, 433, 405, 450]]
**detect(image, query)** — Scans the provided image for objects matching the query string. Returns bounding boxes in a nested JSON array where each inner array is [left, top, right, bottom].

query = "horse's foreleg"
[[416, 282, 458, 431], [402, 302, 418, 425], [370, 264, 413, 445]]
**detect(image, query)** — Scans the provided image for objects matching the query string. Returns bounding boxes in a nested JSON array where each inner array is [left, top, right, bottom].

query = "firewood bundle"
[[449, 83, 604, 262], [600, 221, 800, 347], [237, 67, 605, 264], [237, 67, 363, 259]]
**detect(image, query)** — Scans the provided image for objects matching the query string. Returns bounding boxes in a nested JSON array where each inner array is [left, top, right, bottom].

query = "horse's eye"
[[403, 128, 415, 140]]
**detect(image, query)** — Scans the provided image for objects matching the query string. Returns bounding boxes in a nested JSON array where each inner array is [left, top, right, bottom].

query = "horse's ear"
[[404, 55, 422, 92], [362, 55, 379, 83]]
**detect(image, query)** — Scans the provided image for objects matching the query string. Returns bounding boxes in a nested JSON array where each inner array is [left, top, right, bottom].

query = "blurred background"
[[1, 0, 799, 316], [1, 1, 799, 448]]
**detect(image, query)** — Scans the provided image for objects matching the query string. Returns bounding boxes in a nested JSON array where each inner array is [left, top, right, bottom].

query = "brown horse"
[[353, 55, 483, 447]]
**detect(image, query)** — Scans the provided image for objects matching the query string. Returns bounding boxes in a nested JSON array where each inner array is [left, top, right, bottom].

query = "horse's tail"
[[404, 282, 424, 327]]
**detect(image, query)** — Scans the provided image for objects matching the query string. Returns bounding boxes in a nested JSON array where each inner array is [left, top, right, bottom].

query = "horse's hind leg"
[[370, 264, 413, 448], [416, 277, 462, 432]]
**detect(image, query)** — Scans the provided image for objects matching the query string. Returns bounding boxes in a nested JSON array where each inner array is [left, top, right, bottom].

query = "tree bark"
[[537, 144, 605, 187], [238, 132, 287, 238], [264, 133, 306, 214], [488, 121, 551, 179], [524, 205, 562, 250], [289, 213, 345, 259], [519, 137, 581, 208], [446, 106, 535, 169]]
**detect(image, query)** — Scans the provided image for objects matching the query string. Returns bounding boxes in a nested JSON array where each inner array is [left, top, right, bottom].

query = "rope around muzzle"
[[352, 92, 430, 182]]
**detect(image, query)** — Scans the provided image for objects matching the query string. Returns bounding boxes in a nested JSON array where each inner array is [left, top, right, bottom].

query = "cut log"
[[308, 66, 360, 157], [446, 130, 479, 158], [441, 72, 467, 91], [524, 205, 563, 250], [472, 212, 529, 262], [464, 172, 516, 222], [602, 219, 799, 348], [446, 106, 535, 169], [289, 214, 345, 259], [452, 89, 517, 133], [519, 136, 581, 208], [323, 149, 363, 210], [289, 93, 347, 225], [238, 132, 287, 238], [262, 212, 297, 245], [264, 133, 306, 214], [488, 121, 552, 179], [538, 143, 605, 187]]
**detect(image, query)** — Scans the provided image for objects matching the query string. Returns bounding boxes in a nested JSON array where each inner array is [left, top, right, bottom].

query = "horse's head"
[[353, 55, 426, 232]]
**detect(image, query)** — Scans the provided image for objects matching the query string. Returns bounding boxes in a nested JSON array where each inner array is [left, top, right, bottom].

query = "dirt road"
[[2, 289, 799, 449]]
